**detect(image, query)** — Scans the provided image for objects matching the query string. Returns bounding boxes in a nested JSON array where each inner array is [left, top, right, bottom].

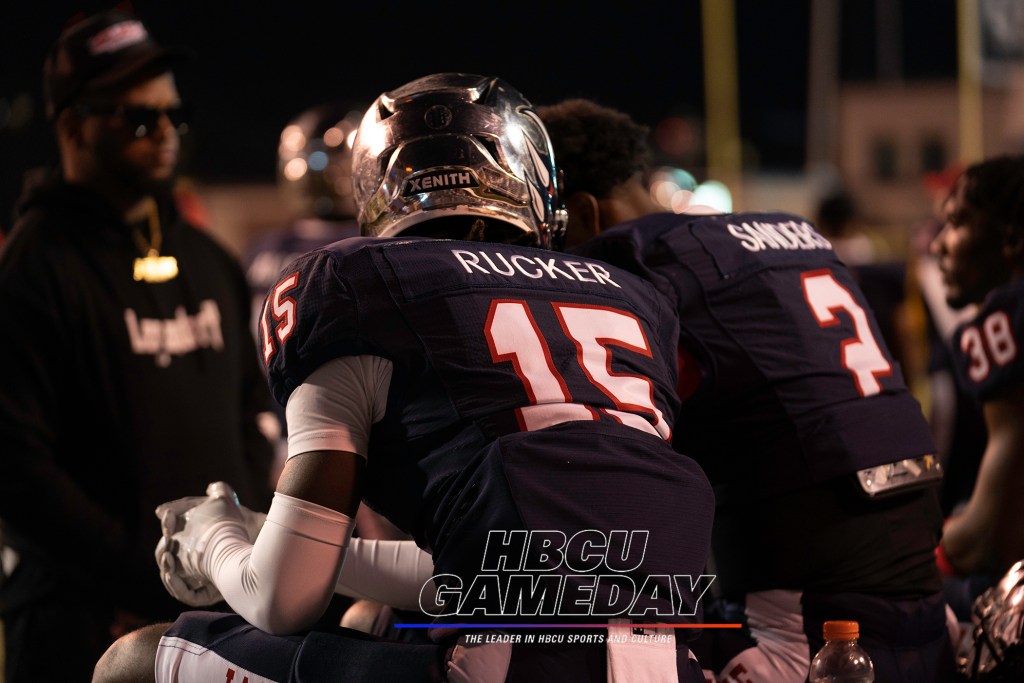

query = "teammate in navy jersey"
[[93, 75, 714, 683], [244, 101, 363, 332], [931, 155, 1024, 611], [242, 102, 363, 477], [243, 100, 432, 638], [538, 98, 957, 683]]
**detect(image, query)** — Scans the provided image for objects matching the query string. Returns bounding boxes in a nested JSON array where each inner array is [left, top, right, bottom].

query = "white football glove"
[[155, 533, 223, 607], [154, 482, 256, 607]]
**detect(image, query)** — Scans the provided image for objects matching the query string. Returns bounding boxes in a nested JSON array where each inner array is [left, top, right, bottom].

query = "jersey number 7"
[[801, 269, 892, 397]]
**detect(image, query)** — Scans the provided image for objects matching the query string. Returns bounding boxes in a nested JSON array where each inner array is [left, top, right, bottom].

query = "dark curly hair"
[[537, 98, 652, 199], [956, 155, 1024, 246]]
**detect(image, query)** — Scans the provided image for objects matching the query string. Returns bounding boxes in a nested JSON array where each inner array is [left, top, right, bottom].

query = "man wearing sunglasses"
[[0, 10, 275, 682]]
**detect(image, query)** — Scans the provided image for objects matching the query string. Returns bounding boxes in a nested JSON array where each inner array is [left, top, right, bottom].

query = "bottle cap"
[[822, 620, 859, 640]]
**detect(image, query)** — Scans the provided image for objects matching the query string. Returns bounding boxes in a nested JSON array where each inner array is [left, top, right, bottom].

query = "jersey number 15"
[[485, 299, 671, 440]]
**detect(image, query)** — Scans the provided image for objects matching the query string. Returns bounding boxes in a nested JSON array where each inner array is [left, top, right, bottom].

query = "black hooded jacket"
[[0, 172, 274, 620]]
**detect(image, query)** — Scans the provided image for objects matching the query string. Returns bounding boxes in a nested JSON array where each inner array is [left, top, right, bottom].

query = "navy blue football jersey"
[[952, 280, 1024, 402], [243, 218, 362, 431], [259, 236, 714, 624], [244, 218, 361, 317], [572, 212, 937, 501]]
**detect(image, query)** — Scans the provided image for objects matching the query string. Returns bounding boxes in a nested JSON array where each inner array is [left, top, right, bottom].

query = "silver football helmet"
[[957, 559, 1024, 681], [351, 73, 567, 249], [278, 101, 364, 220]]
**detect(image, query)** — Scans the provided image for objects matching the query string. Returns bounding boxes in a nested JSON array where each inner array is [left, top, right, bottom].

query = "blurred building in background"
[[5, 1, 1024, 261], [158, 1, 1024, 261], [825, 0, 1024, 255], [640, 0, 1024, 263], [836, 80, 1012, 240]]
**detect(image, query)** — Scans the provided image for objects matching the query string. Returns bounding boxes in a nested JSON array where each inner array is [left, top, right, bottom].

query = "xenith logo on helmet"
[[403, 169, 479, 197]]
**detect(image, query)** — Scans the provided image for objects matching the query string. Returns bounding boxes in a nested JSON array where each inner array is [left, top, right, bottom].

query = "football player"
[[93, 75, 715, 683], [538, 98, 957, 683], [244, 101, 365, 337], [932, 155, 1024, 609]]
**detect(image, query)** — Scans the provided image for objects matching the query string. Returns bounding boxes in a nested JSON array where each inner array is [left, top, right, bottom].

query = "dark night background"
[[1, 1, 958, 231]]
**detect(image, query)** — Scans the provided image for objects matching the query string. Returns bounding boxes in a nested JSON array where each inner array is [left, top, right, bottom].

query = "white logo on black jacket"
[[124, 299, 225, 367]]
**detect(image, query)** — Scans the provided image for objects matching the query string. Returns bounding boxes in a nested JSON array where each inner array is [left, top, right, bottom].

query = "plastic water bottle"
[[808, 620, 875, 682]]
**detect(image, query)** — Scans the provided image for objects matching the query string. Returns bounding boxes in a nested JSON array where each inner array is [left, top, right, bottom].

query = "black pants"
[[3, 594, 119, 683]]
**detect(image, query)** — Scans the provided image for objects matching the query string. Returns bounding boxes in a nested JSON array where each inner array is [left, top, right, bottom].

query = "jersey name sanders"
[[726, 218, 833, 252]]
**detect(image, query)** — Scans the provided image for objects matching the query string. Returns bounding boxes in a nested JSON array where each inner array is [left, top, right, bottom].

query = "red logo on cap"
[[88, 20, 148, 55]]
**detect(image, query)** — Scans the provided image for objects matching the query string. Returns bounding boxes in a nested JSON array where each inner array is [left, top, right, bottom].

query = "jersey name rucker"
[[258, 236, 713, 624], [258, 236, 682, 443]]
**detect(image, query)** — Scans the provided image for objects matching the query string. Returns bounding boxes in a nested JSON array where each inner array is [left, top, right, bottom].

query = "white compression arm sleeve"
[[204, 492, 355, 635], [335, 539, 439, 612]]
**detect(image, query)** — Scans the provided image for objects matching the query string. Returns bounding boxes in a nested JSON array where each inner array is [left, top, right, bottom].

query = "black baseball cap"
[[43, 10, 190, 119]]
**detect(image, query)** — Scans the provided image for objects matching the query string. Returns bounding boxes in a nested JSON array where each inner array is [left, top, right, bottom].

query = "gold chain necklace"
[[132, 199, 178, 282]]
